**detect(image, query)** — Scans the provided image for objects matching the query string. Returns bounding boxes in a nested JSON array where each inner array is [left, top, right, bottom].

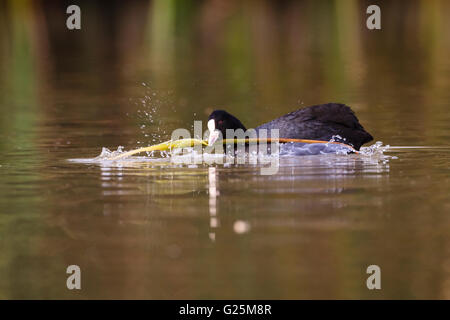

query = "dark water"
[[0, 1, 449, 299]]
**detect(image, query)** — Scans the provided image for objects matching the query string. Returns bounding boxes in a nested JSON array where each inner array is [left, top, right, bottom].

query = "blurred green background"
[[1, 0, 449, 148]]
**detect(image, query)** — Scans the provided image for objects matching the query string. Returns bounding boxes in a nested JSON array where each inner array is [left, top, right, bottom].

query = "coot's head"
[[207, 110, 247, 145]]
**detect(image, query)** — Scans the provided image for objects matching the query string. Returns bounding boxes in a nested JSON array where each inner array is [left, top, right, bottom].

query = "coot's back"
[[256, 103, 373, 150]]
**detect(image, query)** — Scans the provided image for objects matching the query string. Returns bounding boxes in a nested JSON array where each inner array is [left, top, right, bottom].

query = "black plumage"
[[208, 103, 373, 150]]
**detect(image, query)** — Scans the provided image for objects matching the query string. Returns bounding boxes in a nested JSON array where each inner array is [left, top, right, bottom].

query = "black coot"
[[207, 103, 373, 150]]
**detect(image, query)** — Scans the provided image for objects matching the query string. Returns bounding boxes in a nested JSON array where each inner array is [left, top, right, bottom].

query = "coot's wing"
[[256, 103, 373, 150], [306, 103, 366, 130]]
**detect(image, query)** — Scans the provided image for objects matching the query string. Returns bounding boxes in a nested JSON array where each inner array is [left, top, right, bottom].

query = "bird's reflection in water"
[[208, 167, 219, 241], [90, 153, 392, 242]]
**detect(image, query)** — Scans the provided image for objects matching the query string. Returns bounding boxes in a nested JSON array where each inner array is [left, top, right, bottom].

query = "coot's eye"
[[218, 120, 223, 125]]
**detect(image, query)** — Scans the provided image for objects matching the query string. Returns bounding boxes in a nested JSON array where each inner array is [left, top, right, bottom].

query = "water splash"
[[359, 141, 390, 156], [94, 146, 125, 160], [132, 83, 172, 145], [71, 138, 394, 169], [279, 141, 355, 156]]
